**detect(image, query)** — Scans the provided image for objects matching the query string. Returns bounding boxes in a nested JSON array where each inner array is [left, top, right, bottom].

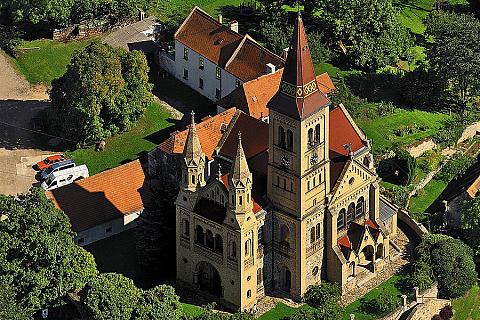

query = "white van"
[[41, 165, 89, 190]]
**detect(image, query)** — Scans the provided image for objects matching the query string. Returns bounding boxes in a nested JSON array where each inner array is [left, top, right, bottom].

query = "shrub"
[[431, 315, 442, 320], [363, 290, 400, 315], [437, 154, 475, 183], [304, 282, 341, 308], [395, 148, 417, 186], [431, 238, 477, 298], [439, 305, 453, 320]]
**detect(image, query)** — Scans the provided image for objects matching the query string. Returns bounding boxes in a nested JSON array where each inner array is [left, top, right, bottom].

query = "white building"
[[159, 7, 284, 102], [46, 160, 152, 246]]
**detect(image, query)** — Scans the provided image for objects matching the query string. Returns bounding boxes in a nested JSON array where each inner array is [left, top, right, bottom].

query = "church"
[[170, 12, 398, 311]]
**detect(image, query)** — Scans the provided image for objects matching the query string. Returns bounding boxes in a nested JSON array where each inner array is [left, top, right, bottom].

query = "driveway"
[[0, 50, 52, 195]]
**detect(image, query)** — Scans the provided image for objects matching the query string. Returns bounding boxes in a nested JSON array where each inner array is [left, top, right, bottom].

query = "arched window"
[[247, 290, 251, 298], [230, 241, 237, 258], [337, 209, 346, 230], [184, 220, 190, 237], [191, 175, 195, 184], [363, 156, 370, 167], [258, 226, 264, 245], [310, 227, 315, 244], [356, 197, 365, 218], [278, 126, 286, 148], [280, 224, 290, 247], [195, 225, 204, 244], [308, 128, 314, 146], [287, 130, 293, 151], [347, 203, 355, 223], [206, 230, 214, 249], [211, 190, 214, 198], [316, 223, 321, 239], [245, 239, 251, 256], [257, 268, 263, 284], [215, 234, 223, 254], [315, 124, 321, 142]]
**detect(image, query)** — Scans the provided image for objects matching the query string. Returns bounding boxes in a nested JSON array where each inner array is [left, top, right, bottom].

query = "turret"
[[181, 111, 206, 192], [228, 132, 253, 213]]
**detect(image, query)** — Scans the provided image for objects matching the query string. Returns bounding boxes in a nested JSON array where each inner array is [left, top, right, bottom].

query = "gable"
[[330, 160, 374, 203]]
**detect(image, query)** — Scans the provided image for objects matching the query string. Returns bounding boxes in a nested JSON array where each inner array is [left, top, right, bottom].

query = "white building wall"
[[173, 40, 242, 102], [75, 211, 141, 246]]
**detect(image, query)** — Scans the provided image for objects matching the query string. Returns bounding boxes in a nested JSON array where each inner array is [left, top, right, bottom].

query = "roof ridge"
[[337, 104, 367, 141], [225, 35, 249, 69], [215, 110, 242, 156]]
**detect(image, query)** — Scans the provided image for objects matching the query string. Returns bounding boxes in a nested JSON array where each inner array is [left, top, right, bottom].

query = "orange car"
[[35, 154, 66, 171]]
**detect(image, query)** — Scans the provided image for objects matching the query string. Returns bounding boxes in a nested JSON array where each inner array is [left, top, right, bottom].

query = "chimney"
[[229, 20, 239, 33], [139, 10, 145, 21], [265, 63, 276, 74], [282, 47, 289, 60], [218, 14, 223, 24]]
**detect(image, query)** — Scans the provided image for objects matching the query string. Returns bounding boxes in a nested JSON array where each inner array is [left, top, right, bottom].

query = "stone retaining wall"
[[398, 209, 428, 238], [458, 122, 480, 144], [407, 139, 436, 158]]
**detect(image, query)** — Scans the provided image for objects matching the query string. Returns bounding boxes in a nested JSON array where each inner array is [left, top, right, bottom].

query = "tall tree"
[[0, 284, 31, 320], [0, 188, 98, 312], [50, 42, 152, 143], [317, 0, 413, 70], [425, 11, 480, 111]]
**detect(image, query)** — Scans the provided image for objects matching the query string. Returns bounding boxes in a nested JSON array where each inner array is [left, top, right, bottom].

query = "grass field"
[[357, 110, 450, 154], [14, 39, 92, 85], [408, 178, 448, 216], [452, 285, 480, 320], [68, 102, 172, 175]]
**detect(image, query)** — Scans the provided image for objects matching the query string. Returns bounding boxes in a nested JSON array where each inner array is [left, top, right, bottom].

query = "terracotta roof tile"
[[467, 175, 480, 198], [217, 69, 335, 119], [158, 108, 237, 160], [329, 106, 365, 156], [176, 7, 282, 81], [46, 160, 151, 232], [175, 7, 242, 67], [225, 36, 284, 82]]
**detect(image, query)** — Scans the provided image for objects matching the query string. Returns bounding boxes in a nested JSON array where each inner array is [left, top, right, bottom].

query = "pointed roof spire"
[[183, 111, 204, 163], [231, 132, 251, 183], [267, 11, 330, 120]]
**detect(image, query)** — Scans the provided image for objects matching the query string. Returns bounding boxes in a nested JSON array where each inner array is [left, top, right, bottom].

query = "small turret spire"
[[183, 110, 204, 162], [231, 131, 251, 183]]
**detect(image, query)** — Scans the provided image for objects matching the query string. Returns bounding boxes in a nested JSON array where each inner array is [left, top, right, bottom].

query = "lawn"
[[408, 178, 448, 219], [257, 275, 410, 320], [14, 39, 92, 85], [68, 102, 173, 175], [452, 285, 480, 320], [182, 303, 205, 317], [357, 110, 450, 154]]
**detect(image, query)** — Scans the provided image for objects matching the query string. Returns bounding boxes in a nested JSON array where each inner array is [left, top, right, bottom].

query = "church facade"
[[173, 13, 398, 311]]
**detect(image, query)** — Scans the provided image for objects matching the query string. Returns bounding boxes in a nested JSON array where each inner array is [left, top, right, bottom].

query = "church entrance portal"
[[196, 261, 222, 297]]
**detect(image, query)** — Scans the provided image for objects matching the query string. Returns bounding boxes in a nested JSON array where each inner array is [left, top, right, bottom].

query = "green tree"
[[0, 188, 98, 312], [50, 42, 152, 143], [303, 282, 341, 308], [80, 273, 141, 320], [431, 238, 477, 298], [395, 148, 416, 186], [437, 154, 475, 183], [363, 290, 400, 315], [132, 285, 183, 320], [425, 11, 480, 110], [318, 0, 413, 70], [0, 284, 31, 320]]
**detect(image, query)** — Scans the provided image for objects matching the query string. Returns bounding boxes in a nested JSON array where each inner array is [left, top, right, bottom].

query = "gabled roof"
[[225, 35, 284, 82], [329, 105, 366, 157], [217, 69, 335, 119], [217, 111, 269, 161], [175, 7, 283, 81], [46, 160, 151, 232], [158, 108, 237, 160], [267, 13, 330, 120], [467, 175, 480, 198]]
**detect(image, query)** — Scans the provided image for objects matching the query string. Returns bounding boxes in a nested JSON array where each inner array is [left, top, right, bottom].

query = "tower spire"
[[267, 10, 330, 120], [231, 132, 251, 184], [183, 111, 204, 163]]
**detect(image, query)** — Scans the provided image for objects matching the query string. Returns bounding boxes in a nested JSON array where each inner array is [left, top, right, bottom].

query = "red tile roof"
[[329, 106, 366, 156], [220, 173, 266, 214], [467, 175, 480, 198], [217, 69, 335, 119], [337, 235, 351, 249], [176, 7, 283, 82], [158, 108, 237, 160], [46, 160, 151, 232], [217, 111, 269, 160], [225, 36, 284, 82]]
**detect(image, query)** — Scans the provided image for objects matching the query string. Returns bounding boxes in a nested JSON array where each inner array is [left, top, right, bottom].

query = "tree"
[[50, 42, 152, 143], [304, 282, 341, 308], [431, 238, 477, 298], [132, 284, 183, 320], [395, 148, 416, 186], [425, 11, 480, 110], [0, 284, 31, 320], [363, 290, 400, 315], [80, 273, 141, 320], [0, 188, 98, 312], [317, 0, 413, 70]]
